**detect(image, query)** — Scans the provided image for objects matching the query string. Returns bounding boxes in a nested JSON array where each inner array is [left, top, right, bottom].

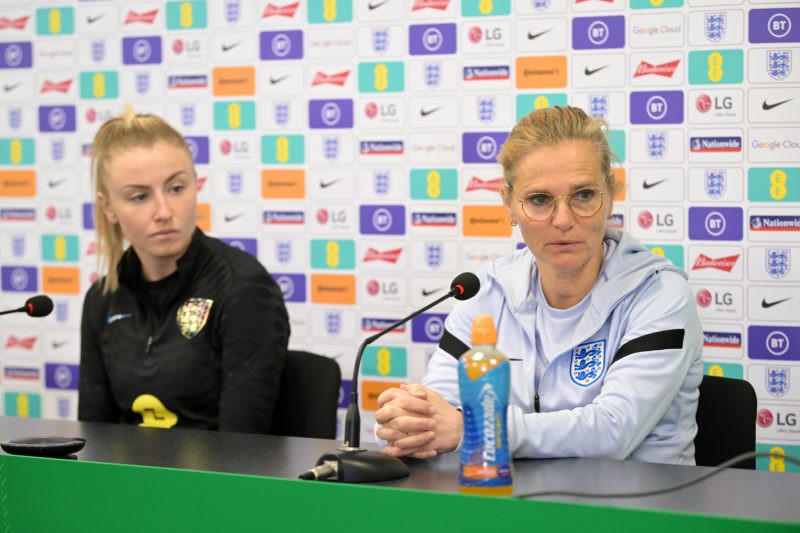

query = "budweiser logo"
[[466, 176, 503, 192], [633, 60, 680, 78], [41, 79, 72, 93], [412, 0, 450, 10], [124, 9, 158, 24], [6, 336, 37, 349], [0, 16, 29, 30], [262, 2, 300, 17], [363, 247, 403, 263], [311, 71, 350, 86], [692, 254, 739, 272]]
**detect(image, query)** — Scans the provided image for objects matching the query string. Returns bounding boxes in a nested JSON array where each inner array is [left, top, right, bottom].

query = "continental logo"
[[42, 266, 80, 294], [0, 170, 36, 197], [310, 274, 356, 304], [212, 66, 255, 96], [516, 56, 567, 89], [196, 203, 211, 232], [261, 169, 305, 199], [462, 205, 511, 237], [360, 380, 404, 411]]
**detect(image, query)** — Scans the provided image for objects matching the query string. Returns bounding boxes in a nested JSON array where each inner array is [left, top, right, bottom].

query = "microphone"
[[0, 295, 54, 317], [300, 271, 480, 483]]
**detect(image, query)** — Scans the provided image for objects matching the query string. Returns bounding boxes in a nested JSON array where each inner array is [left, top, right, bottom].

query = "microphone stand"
[[307, 287, 462, 483]]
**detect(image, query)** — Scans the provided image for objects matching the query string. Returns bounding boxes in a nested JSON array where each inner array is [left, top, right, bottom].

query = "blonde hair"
[[90, 108, 194, 293], [498, 106, 618, 194]]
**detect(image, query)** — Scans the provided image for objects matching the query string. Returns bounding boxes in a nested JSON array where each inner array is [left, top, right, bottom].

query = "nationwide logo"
[[363, 247, 403, 263], [311, 71, 350, 86], [263, 211, 304, 224], [689, 136, 742, 153], [466, 176, 503, 192], [751, 215, 800, 232], [124, 9, 158, 25], [4, 367, 39, 380], [633, 60, 680, 78], [262, 2, 300, 18], [412, 0, 450, 10], [5, 335, 36, 349], [703, 331, 742, 348], [0, 16, 29, 30], [692, 254, 739, 272], [41, 79, 72, 93], [0, 208, 36, 221], [464, 66, 510, 81], [411, 212, 457, 226], [362, 318, 405, 332], [360, 141, 404, 155], [168, 75, 208, 89], [762, 98, 793, 111]]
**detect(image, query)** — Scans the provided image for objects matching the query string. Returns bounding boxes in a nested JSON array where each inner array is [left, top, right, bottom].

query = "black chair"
[[694, 374, 757, 469], [270, 349, 341, 439]]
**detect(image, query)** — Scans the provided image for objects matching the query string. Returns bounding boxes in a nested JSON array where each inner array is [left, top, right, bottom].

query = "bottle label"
[[459, 361, 512, 488]]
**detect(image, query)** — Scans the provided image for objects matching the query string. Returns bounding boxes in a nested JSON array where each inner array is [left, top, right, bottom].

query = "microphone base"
[[316, 448, 409, 483]]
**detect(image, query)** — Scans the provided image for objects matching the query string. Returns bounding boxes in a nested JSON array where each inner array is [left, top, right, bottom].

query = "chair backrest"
[[694, 374, 757, 469], [270, 350, 341, 439]]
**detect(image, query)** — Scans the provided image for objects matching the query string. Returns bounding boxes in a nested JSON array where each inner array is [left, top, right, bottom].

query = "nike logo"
[[86, 14, 105, 24], [269, 74, 290, 85], [642, 178, 668, 189], [51, 340, 69, 349], [368, 0, 390, 9], [527, 28, 552, 40], [3, 82, 22, 92], [107, 313, 132, 324], [420, 106, 442, 117], [584, 65, 609, 76], [762, 297, 791, 309], [421, 288, 442, 297], [48, 178, 67, 188], [762, 98, 793, 111], [221, 42, 241, 52], [319, 179, 341, 189], [224, 213, 245, 222]]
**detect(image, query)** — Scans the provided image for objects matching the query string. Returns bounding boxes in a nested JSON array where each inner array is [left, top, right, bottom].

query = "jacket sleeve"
[[507, 271, 703, 461], [216, 272, 289, 434], [78, 282, 120, 423]]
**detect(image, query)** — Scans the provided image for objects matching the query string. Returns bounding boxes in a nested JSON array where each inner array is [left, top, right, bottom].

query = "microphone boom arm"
[[344, 287, 459, 449]]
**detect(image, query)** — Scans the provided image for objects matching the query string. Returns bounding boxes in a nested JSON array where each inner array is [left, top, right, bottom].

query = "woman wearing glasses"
[[375, 106, 703, 464]]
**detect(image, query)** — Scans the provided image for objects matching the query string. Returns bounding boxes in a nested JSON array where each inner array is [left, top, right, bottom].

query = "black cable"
[[515, 451, 800, 500]]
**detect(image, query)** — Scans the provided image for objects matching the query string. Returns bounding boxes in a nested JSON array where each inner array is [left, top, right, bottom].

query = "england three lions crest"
[[570, 340, 606, 387], [176, 298, 214, 339]]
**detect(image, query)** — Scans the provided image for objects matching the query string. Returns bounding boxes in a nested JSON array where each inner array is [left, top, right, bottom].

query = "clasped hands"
[[375, 384, 463, 459]]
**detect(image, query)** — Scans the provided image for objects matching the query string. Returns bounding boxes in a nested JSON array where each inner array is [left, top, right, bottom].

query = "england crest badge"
[[570, 340, 606, 387], [176, 298, 214, 339]]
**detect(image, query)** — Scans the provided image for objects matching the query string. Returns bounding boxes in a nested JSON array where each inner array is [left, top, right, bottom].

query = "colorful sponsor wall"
[[0, 0, 798, 472]]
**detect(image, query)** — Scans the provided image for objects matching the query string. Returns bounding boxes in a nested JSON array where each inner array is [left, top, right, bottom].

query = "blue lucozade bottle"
[[458, 314, 513, 495]]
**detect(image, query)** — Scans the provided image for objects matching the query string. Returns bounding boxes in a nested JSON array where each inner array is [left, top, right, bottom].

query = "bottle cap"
[[470, 315, 497, 344]]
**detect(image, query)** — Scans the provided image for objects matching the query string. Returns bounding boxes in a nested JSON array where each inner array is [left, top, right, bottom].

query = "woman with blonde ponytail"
[[80, 110, 289, 434]]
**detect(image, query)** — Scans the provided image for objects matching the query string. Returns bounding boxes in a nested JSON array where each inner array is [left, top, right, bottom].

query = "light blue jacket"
[[423, 229, 703, 464]]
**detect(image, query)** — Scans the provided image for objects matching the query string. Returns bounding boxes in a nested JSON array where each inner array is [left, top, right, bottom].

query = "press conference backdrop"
[[0, 0, 798, 472]]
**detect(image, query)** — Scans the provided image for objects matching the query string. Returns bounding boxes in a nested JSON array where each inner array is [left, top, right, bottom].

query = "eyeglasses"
[[516, 188, 606, 221]]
